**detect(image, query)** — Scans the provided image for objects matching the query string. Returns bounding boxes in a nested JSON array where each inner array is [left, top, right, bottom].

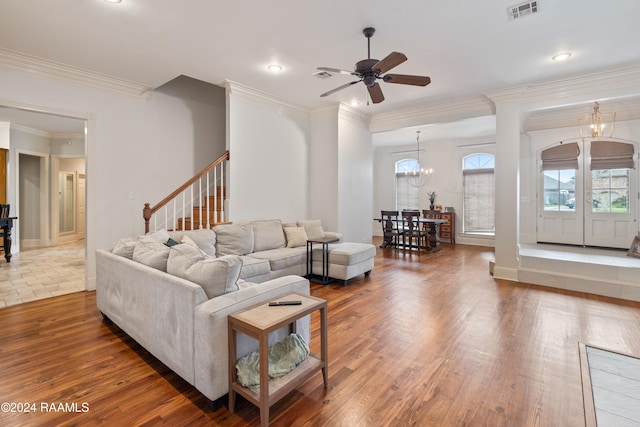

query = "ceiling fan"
[[318, 27, 431, 104]]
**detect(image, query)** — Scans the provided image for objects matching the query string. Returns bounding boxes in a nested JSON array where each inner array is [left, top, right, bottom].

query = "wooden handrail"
[[143, 150, 229, 233]]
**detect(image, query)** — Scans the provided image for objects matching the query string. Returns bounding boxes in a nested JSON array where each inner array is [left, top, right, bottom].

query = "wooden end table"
[[228, 292, 328, 427]]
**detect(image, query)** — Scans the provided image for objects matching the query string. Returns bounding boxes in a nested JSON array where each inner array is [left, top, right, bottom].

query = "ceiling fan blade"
[[383, 74, 431, 86], [372, 51, 407, 74], [317, 67, 358, 76], [320, 80, 361, 97], [367, 83, 385, 104]]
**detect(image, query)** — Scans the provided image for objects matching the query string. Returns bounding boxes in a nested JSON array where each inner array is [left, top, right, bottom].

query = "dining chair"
[[380, 210, 404, 248], [0, 204, 10, 252], [401, 211, 427, 251], [422, 209, 441, 219]]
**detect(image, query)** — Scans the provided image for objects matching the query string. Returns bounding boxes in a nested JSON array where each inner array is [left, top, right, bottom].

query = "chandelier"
[[578, 102, 616, 140], [405, 130, 433, 188]]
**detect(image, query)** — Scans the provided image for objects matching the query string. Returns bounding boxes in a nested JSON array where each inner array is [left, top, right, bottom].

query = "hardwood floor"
[[2, 241, 640, 426]]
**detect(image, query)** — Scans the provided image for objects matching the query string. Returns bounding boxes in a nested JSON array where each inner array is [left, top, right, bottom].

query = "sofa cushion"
[[284, 227, 308, 248], [238, 256, 271, 280], [297, 219, 325, 240], [168, 229, 217, 257], [251, 220, 286, 252], [214, 223, 254, 256], [315, 242, 377, 266], [248, 247, 307, 272], [112, 237, 137, 259], [167, 243, 242, 299], [133, 238, 171, 271]]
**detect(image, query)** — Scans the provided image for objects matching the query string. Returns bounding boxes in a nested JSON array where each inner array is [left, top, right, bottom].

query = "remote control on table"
[[269, 300, 302, 306]]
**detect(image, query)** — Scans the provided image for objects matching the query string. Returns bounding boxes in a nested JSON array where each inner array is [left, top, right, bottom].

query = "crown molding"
[[223, 80, 309, 119], [338, 103, 371, 125], [369, 96, 495, 133], [518, 65, 640, 111], [10, 123, 51, 138], [0, 48, 153, 100]]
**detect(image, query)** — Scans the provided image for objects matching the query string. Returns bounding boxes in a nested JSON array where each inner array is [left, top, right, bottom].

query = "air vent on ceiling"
[[313, 71, 333, 79], [508, 1, 539, 20]]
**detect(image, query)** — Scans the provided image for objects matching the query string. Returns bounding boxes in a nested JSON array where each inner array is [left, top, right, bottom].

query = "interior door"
[[77, 173, 85, 239]]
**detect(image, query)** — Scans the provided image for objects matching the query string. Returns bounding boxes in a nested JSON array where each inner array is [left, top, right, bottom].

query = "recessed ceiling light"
[[552, 52, 571, 61], [105, 0, 122, 3], [349, 100, 360, 107], [267, 64, 283, 72]]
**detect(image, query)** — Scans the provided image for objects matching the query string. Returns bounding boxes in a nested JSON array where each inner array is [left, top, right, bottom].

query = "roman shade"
[[590, 140, 635, 170], [541, 143, 580, 170]]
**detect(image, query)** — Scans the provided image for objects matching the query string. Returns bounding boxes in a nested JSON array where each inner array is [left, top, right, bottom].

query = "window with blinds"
[[396, 159, 419, 211], [463, 154, 495, 234]]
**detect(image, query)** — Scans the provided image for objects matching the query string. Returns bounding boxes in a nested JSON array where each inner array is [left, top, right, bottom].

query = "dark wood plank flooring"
[[2, 240, 640, 426]]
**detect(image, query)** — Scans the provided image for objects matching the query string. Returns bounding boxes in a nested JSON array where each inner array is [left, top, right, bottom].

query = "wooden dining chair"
[[401, 211, 427, 251], [380, 210, 404, 248], [422, 209, 441, 219], [0, 204, 10, 252]]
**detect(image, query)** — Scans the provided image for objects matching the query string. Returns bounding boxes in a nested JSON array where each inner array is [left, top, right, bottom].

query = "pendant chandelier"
[[405, 130, 433, 188], [578, 102, 616, 140]]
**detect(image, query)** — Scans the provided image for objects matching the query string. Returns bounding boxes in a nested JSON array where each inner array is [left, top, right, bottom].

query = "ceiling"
[[1, 0, 640, 142]]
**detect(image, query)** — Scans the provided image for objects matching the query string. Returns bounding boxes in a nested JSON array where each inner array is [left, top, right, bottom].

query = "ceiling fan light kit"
[[318, 27, 431, 104]]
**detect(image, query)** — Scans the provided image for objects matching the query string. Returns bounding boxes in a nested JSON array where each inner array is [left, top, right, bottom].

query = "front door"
[[538, 140, 638, 249]]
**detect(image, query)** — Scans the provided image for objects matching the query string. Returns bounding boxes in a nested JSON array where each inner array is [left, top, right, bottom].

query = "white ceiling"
[[1, 0, 640, 141]]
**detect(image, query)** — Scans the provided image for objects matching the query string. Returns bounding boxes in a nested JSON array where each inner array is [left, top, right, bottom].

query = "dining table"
[[374, 215, 448, 252]]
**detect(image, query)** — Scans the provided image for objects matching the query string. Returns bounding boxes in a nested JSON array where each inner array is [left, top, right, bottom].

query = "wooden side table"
[[439, 211, 456, 244], [228, 292, 328, 427]]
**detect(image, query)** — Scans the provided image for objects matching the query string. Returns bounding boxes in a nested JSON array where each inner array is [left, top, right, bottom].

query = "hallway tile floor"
[[0, 241, 85, 308]]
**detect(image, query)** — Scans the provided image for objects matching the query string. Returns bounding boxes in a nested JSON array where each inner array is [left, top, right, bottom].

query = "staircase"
[[143, 151, 230, 234]]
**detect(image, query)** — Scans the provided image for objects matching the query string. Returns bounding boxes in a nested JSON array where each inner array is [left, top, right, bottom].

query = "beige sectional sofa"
[[96, 219, 374, 403]]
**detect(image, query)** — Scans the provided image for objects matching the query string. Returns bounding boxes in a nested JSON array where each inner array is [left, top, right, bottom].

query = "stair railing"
[[143, 151, 230, 234]]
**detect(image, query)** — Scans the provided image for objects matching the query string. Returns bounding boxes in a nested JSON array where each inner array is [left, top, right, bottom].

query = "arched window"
[[396, 159, 419, 211], [462, 153, 495, 234]]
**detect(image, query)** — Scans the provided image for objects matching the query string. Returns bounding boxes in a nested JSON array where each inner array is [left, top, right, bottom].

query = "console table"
[[228, 292, 328, 427]]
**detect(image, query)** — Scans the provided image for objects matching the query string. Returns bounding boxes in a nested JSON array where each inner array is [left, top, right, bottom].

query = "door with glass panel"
[[538, 140, 638, 248], [538, 142, 584, 245], [583, 140, 637, 248]]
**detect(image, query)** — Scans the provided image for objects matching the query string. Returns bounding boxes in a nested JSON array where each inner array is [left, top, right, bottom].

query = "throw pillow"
[[252, 219, 286, 252], [297, 219, 325, 240], [112, 237, 137, 259], [167, 244, 242, 298], [168, 228, 217, 257], [214, 223, 254, 256], [133, 238, 171, 271], [284, 227, 308, 248]]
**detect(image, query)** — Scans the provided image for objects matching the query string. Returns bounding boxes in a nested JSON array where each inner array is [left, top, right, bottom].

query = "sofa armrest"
[[96, 249, 208, 385], [193, 275, 311, 401]]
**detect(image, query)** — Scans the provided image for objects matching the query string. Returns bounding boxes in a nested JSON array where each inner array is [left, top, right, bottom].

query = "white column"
[[486, 88, 526, 280]]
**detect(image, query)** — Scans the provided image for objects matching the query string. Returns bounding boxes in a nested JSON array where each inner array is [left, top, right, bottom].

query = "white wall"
[[309, 106, 339, 232], [0, 68, 224, 290], [227, 86, 310, 223], [337, 106, 373, 243]]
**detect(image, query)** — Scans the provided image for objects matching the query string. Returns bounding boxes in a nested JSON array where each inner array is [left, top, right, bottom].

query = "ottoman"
[[312, 242, 376, 285]]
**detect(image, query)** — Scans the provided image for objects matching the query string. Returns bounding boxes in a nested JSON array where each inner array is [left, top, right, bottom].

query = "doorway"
[[54, 157, 86, 245], [537, 139, 638, 249]]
